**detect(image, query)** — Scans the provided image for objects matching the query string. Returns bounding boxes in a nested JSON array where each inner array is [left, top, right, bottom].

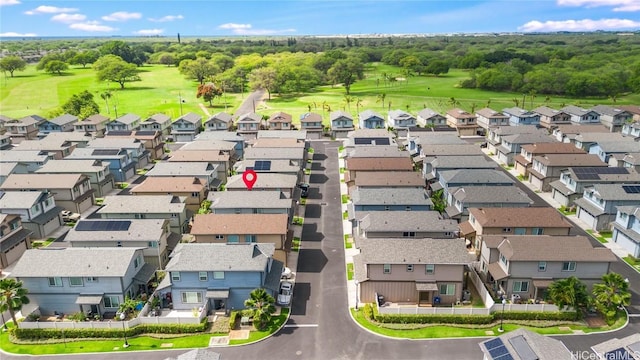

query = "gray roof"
[[209, 190, 291, 209], [439, 169, 513, 185], [67, 147, 127, 159], [196, 131, 244, 142], [497, 235, 617, 262], [623, 153, 640, 165], [476, 108, 508, 119], [1, 173, 86, 189], [501, 132, 556, 145], [113, 113, 141, 125], [244, 147, 305, 161], [49, 113, 78, 126], [358, 237, 472, 264], [180, 140, 236, 151], [360, 211, 458, 233], [479, 328, 575, 360], [144, 113, 171, 123], [168, 348, 221, 360], [562, 105, 598, 117], [592, 334, 640, 360], [421, 144, 481, 156], [235, 159, 299, 174], [359, 110, 384, 121], [166, 243, 274, 272], [0, 150, 49, 163], [237, 112, 262, 123], [417, 108, 446, 120], [533, 106, 568, 118], [206, 112, 232, 124], [0, 190, 50, 209], [36, 159, 108, 174], [587, 183, 640, 201], [256, 130, 307, 140], [347, 146, 409, 158], [330, 110, 353, 121], [11, 248, 142, 277], [65, 219, 167, 242], [490, 125, 544, 136], [87, 137, 143, 150], [347, 129, 393, 139], [388, 109, 415, 121], [351, 187, 433, 207], [98, 195, 186, 214], [226, 173, 297, 190], [427, 155, 496, 169], [596, 140, 640, 153], [0, 162, 18, 176], [592, 105, 632, 117], [176, 112, 202, 124], [575, 132, 628, 143], [502, 107, 539, 118], [146, 162, 217, 176], [450, 186, 532, 204]]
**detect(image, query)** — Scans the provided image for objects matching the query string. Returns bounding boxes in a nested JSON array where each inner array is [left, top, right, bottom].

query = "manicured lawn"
[[31, 238, 55, 248], [586, 229, 610, 244], [343, 211, 348, 220], [292, 216, 304, 225], [341, 194, 349, 204], [624, 255, 640, 272], [347, 263, 354, 280], [229, 308, 289, 345], [292, 237, 301, 252], [558, 206, 576, 215]]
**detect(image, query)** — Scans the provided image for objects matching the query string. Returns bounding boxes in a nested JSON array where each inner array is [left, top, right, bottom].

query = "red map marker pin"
[[242, 169, 257, 191]]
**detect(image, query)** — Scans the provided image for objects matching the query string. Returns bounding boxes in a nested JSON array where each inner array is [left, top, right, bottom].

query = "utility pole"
[[178, 91, 184, 116]]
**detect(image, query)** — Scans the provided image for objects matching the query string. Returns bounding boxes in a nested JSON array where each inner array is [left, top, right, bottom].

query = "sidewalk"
[[338, 148, 361, 310]]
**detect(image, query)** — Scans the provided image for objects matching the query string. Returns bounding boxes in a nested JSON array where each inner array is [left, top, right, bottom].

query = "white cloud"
[[134, 29, 164, 36], [102, 11, 142, 22], [218, 23, 252, 30], [558, 0, 640, 11], [519, 18, 640, 32], [69, 21, 116, 32], [0, 0, 21, 7], [24, 5, 78, 15], [51, 13, 86, 23], [148, 15, 183, 22], [217, 23, 295, 35], [0, 31, 37, 37]]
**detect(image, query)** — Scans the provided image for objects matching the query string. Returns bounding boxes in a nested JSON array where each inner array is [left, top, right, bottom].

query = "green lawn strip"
[[343, 211, 348, 220], [308, 147, 314, 154], [341, 194, 349, 204], [344, 234, 353, 249], [229, 308, 289, 345], [292, 237, 301, 252], [292, 216, 304, 226], [586, 229, 609, 244], [347, 263, 354, 280], [557, 206, 576, 215], [623, 256, 640, 272], [31, 238, 55, 248]]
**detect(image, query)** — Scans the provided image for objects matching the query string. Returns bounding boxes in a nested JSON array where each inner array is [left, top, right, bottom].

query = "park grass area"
[[624, 255, 640, 272], [586, 229, 610, 244], [347, 263, 354, 280]]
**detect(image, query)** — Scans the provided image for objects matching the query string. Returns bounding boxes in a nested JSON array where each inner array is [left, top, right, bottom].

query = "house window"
[[228, 235, 239, 243], [532, 228, 544, 235], [384, 206, 390, 211], [134, 255, 142, 268], [213, 271, 225, 279], [562, 262, 576, 272], [48, 277, 62, 287], [215, 235, 224, 239], [500, 254, 508, 266], [538, 262, 547, 272], [402, 232, 416, 237], [171, 272, 181, 281], [514, 228, 526, 235], [148, 241, 158, 248], [86, 277, 98, 283], [181, 292, 202, 304], [69, 277, 83, 286], [406, 264, 414, 272], [405, 206, 411, 211], [502, 228, 511, 233], [513, 281, 529, 293], [103, 296, 120, 308], [439, 284, 455, 295], [199, 272, 208, 281], [383, 264, 391, 274], [426, 264, 435, 274], [191, 192, 199, 197], [245, 234, 257, 243], [116, 241, 122, 247]]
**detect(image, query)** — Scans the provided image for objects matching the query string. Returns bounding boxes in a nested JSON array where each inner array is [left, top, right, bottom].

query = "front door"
[[419, 291, 431, 306]]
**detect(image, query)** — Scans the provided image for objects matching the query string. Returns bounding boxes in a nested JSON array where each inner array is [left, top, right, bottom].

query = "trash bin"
[[462, 290, 471, 302], [433, 296, 441, 305], [377, 295, 385, 306]]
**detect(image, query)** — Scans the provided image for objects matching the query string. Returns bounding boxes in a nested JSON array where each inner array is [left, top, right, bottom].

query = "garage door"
[[5, 241, 27, 266], [577, 206, 596, 230]]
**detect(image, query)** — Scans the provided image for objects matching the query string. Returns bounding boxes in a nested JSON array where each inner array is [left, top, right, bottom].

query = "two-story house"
[[36, 159, 115, 197], [225, 173, 298, 198], [299, 112, 323, 139], [351, 187, 433, 212], [350, 171, 424, 195], [445, 186, 533, 221], [87, 137, 150, 170], [479, 329, 576, 360], [486, 125, 543, 155], [204, 112, 233, 132], [533, 106, 571, 129], [445, 108, 478, 136], [502, 107, 541, 127], [169, 150, 232, 180], [12, 137, 76, 160], [424, 155, 496, 185], [106, 113, 141, 132], [574, 132, 628, 152], [146, 161, 221, 190], [0, 150, 49, 173], [38, 114, 77, 137], [612, 206, 640, 258], [551, 124, 609, 144], [437, 169, 513, 200], [140, 113, 172, 139], [550, 166, 640, 207], [353, 238, 471, 306], [592, 105, 632, 133], [131, 177, 207, 213], [475, 108, 509, 135], [74, 114, 109, 137], [496, 132, 556, 166], [190, 213, 290, 265], [208, 191, 294, 221], [480, 235, 615, 302], [236, 112, 262, 139], [562, 105, 601, 125], [514, 142, 586, 178], [0, 214, 32, 270], [171, 112, 202, 142], [244, 145, 307, 169], [345, 154, 414, 187], [622, 121, 640, 139], [0, 191, 63, 239], [330, 110, 355, 139], [589, 140, 640, 164], [97, 195, 189, 235], [354, 211, 458, 240], [345, 129, 396, 150], [158, 243, 282, 312], [66, 219, 175, 268], [0, 134, 11, 150], [0, 115, 10, 135], [574, 184, 640, 231], [529, 154, 607, 192], [417, 108, 447, 128], [105, 130, 165, 161], [5, 115, 45, 142], [387, 110, 416, 137], [0, 173, 94, 214], [266, 111, 292, 131], [66, 147, 135, 182], [10, 247, 155, 316], [359, 110, 385, 129], [196, 131, 245, 160]]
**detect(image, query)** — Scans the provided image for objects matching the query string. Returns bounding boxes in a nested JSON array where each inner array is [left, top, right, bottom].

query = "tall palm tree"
[[0, 278, 30, 326], [592, 272, 631, 324], [343, 95, 354, 112], [529, 90, 537, 109], [470, 102, 478, 113], [376, 93, 386, 109], [448, 97, 460, 108], [244, 288, 276, 330], [355, 97, 363, 114], [100, 91, 112, 114], [512, 98, 520, 107], [547, 276, 589, 320]]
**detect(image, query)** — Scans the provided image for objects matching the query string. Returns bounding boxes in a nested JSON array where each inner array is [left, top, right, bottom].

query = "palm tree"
[[485, 99, 492, 108], [512, 98, 520, 107], [244, 288, 276, 330], [592, 272, 631, 325], [0, 278, 30, 326], [448, 97, 460, 108], [355, 97, 363, 114], [376, 93, 386, 109], [547, 276, 589, 320], [343, 95, 354, 112], [100, 91, 112, 114], [528, 90, 537, 109], [470, 102, 478, 113]]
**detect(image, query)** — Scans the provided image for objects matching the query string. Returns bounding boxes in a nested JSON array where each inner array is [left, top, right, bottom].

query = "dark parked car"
[[299, 183, 309, 198]]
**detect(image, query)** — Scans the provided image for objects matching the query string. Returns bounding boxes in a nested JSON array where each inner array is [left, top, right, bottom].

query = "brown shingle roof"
[[354, 171, 424, 187], [168, 150, 229, 162], [267, 112, 292, 123], [345, 157, 413, 171], [251, 138, 304, 148], [520, 142, 585, 155], [495, 235, 617, 262], [469, 207, 572, 228], [534, 154, 607, 167], [447, 108, 476, 119], [131, 177, 205, 193], [1, 173, 87, 189], [190, 213, 288, 235]]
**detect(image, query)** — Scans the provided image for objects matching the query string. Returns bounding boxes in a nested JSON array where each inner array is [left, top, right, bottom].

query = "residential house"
[[10, 247, 155, 316], [387, 109, 416, 137], [419, 143, 480, 160], [225, 173, 297, 197], [619, 105, 640, 122], [346, 145, 408, 159], [592, 333, 640, 360], [345, 129, 396, 150], [574, 183, 640, 231], [158, 243, 282, 312], [496, 132, 556, 166], [4, 115, 45, 141], [486, 125, 544, 155], [479, 329, 575, 360], [475, 108, 509, 134], [354, 211, 458, 240], [105, 130, 166, 161], [0, 115, 10, 135], [353, 238, 471, 306], [0, 150, 49, 173], [140, 113, 172, 139], [0, 214, 32, 271], [256, 127, 308, 141], [589, 139, 640, 164], [204, 112, 233, 131], [502, 107, 541, 127], [190, 213, 290, 265], [195, 132, 245, 159], [37, 131, 94, 148], [514, 142, 585, 178], [592, 105, 633, 132], [424, 156, 497, 185], [168, 150, 231, 180], [87, 137, 150, 172], [267, 111, 292, 130], [344, 156, 414, 187], [146, 161, 222, 190], [417, 108, 447, 128], [130, 177, 207, 213], [561, 105, 601, 125], [0, 191, 63, 239], [97, 195, 189, 235], [460, 207, 573, 255], [66, 147, 135, 182], [533, 106, 572, 129], [445, 108, 479, 136], [171, 112, 202, 142], [208, 191, 294, 221], [551, 124, 609, 144], [0, 162, 20, 187], [66, 219, 174, 268], [12, 137, 76, 160], [359, 110, 385, 129], [0, 134, 11, 150], [529, 154, 607, 192], [330, 110, 355, 139], [620, 153, 640, 171], [243, 146, 306, 169], [236, 112, 262, 139], [445, 186, 533, 221], [437, 169, 514, 198], [234, 159, 302, 183], [0, 173, 95, 214], [36, 159, 115, 197], [622, 121, 640, 139], [74, 114, 109, 137], [479, 235, 615, 301], [612, 206, 640, 258], [299, 112, 323, 139], [38, 114, 77, 137], [106, 113, 141, 132], [180, 138, 238, 163], [351, 187, 433, 212], [550, 166, 640, 207], [351, 171, 424, 195]]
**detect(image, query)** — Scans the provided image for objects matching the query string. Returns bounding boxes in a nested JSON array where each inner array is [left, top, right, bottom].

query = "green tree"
[[376, 93, 387, 109], [547, 276, 589, 320], [249, 67, 277, 100], [327, 56, 364, 95], [0, 55, 27, 77], [70, 51, 99, 68], [94, 55, 139, 89], [100, 40, 135, 64], [592, 272, 631, 325], [244, 288, 276, 330], [425, 60, 450, 76], [0, 278, 30, 326], [100, 91, 112, 114], [61, 90, 100, 119], [196, 83, 223, 107], [36, 53, 64, 71], [158, 53, 176, 67], [430, 189, 446, 212], [44, 60, 68, 75], [179, 57, 219, 84]]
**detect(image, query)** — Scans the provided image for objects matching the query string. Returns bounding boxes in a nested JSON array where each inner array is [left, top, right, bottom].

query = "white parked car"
[[277, 281, 293, 306], [281, 267, 293, 279]]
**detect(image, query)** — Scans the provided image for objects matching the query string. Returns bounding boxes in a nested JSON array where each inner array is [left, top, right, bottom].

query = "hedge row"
[[13, 321, 207, 340]]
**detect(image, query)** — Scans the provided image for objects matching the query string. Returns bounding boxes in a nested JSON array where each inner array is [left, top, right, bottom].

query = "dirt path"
[[198, 103, 211, 117]]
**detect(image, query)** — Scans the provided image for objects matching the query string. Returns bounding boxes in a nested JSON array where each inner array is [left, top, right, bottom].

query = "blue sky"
[[1, 0, 639, 37]]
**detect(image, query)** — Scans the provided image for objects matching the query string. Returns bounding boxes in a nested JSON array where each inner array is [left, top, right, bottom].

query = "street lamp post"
[[354, 280, 359, 310], [119, 312, 129, 348], [498, 297, 506, 332]]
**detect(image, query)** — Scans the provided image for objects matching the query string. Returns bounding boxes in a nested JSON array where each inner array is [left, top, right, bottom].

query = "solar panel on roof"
[[599, 167, 628, 174], [254, 160, 271, 171], [76, 220, 131, 231], [494, 354, 514, 360], [488, 345, 510, 359], [354, 138, 373, 145], [508, 335, 538, 360], [92, 149, 121, 156], [484, 338, 505, 351], [623, 185, 640, 194], [135, 131, 156, 136], [605, 348, 630, 360], [575, 173, 600, 180]]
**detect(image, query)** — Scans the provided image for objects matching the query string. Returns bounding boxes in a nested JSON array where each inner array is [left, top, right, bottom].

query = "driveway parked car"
[[281, 267, 293, 279], [277, 281, 293, 305], [298, 183, 309, 198]]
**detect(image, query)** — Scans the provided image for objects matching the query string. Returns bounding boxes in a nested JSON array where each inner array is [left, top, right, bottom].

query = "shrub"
[[499, 311, 577, 322], [363, 303, 374, 320], [229, 310, 239, 329], [374, 313, 494, 325]]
